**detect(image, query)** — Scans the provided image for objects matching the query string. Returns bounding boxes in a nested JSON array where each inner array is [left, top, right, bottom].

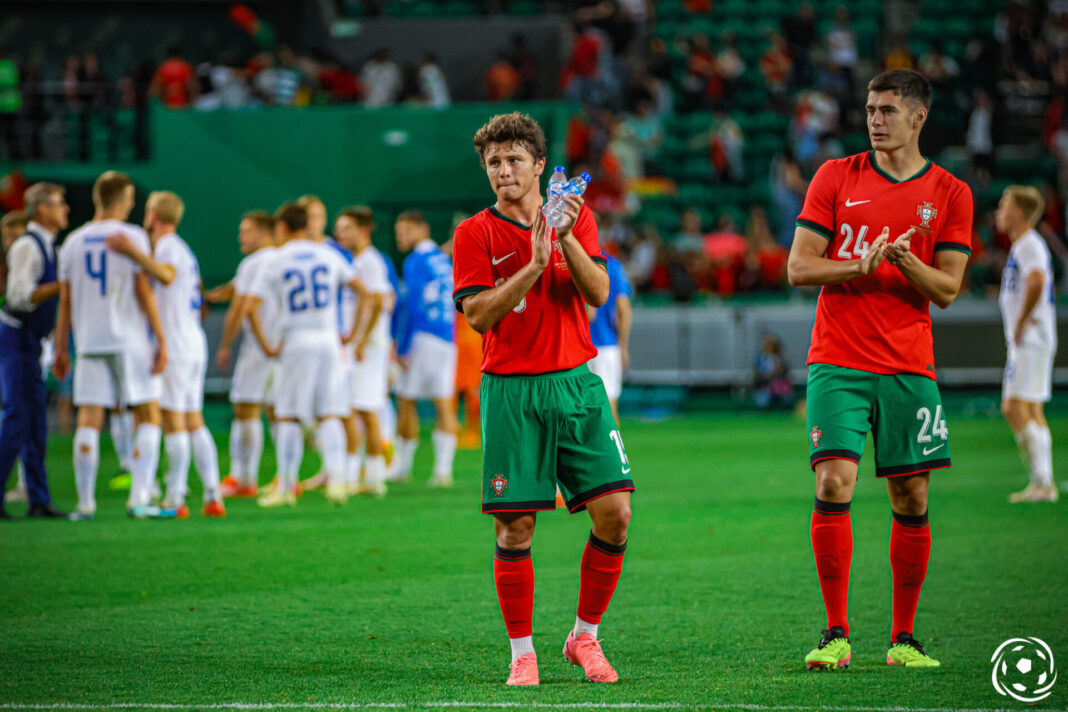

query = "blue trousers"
[[0, 326, 51, 506]]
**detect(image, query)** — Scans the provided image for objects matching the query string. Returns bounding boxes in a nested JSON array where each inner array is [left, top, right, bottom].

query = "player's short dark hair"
[[472, 112, 546, 167], [93, 171, 133, 210], [274, 202, 307, 232], [242, 210, 276, 233], [395, 209, 426, 225], [338, 205, 375, 229], [867, 69, 932, 110]]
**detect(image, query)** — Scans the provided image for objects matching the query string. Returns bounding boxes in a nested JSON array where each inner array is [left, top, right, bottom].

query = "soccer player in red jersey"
[[452, 113, 635, 686], [788, 70, 973, 670]]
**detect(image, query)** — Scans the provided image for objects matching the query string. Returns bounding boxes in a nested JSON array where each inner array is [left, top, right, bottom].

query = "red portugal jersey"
[[452, 205, 606, 375], [796, 151, 973, 379]]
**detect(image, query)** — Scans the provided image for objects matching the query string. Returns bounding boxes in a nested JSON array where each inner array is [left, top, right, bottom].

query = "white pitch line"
[[1, 704, 1064, 712]]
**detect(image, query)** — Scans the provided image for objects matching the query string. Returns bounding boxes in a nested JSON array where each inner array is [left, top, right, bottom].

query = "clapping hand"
[[885, 227, 916, 266], [858, 228, 889, 276], [531, 213, 551, 270]]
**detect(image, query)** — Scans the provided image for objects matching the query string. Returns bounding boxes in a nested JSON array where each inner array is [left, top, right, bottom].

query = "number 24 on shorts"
[[916, 405, 948, 449]]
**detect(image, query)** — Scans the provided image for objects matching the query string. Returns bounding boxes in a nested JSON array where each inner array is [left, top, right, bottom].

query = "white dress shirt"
[[5, 221, 56, 313]]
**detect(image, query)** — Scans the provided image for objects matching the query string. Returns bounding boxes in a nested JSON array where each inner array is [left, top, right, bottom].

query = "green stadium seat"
[[505, 0, 543, 15]]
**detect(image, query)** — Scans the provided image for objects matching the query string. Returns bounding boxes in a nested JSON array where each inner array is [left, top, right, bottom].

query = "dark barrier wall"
[[12, 102, 574, 285], [325, 16, 567, 102]]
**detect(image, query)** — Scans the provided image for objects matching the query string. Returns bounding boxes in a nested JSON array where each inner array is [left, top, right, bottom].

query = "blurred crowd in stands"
[[1, 0, 1067, 302]]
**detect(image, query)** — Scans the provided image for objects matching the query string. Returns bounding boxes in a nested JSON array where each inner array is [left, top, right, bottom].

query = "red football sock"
[[494, 546, 534, 638], [577, 532, 626, 625], [811, 499, 853, 636], [889, 510, 931, 641]]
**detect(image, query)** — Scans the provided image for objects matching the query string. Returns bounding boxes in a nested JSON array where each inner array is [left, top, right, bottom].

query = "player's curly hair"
[[472, 112, 546, 167]]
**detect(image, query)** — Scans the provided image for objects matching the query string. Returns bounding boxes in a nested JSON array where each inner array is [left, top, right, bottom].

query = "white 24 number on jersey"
[[837, 223, 870, 260]]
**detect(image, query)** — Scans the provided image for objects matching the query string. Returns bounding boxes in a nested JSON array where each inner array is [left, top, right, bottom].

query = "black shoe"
[[27, 502, 68, 518]]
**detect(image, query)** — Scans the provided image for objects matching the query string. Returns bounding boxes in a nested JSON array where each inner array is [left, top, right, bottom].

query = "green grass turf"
[[1, 408, 1066, 710]]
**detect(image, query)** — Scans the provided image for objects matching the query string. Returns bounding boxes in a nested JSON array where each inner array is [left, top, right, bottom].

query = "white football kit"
[[59, 219, 160, 407], [350, 246, 394, 411], [249, 239, 356, 424], [154, 233, 208, 412], [999, 229, 1058, 403], [588, 345, 623, 401], [230, 246, 281, 405]]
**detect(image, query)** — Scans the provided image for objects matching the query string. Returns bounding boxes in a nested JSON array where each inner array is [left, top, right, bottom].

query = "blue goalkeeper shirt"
[[397, 239, 455, 356]]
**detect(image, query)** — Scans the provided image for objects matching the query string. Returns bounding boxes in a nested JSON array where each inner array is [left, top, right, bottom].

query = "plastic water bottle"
[[541, 166, 568, 225], [545, 172, 592, 229]]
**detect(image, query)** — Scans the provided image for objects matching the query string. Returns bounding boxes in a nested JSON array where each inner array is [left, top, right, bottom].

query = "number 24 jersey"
[[796, 151, 973, 379]]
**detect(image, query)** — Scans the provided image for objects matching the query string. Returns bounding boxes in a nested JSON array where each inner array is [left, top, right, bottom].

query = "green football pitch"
[[2, 405, 1066, 712]]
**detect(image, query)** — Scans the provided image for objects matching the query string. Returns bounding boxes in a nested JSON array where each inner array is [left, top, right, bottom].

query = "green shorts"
[[480, 364, 635, 514], [806, 363, 952, 477]]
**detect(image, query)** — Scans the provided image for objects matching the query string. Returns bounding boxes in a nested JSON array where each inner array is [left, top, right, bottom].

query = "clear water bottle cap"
[[580, 172, 592, 182]]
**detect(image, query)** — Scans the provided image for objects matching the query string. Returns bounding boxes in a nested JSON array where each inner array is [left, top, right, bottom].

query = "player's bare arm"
[[556, 194, 609, 307], [105, 233, 177, 285], [134, 272, 168, 375], [885, 239, 967, 309], [243, 296, 280, 358], [617, 293, 632, 370], [30, 282, 60, 305], [215, 294, 247, 370], [1013, 269, 1045, 344], [345, 277, 376, 360], [204, 282, 235, 303], [787, 225, 888, 286], [51, 281, 72, 381], [462, 215, 550, 334]]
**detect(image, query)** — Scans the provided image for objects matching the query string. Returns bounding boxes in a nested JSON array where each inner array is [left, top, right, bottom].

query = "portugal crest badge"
[[916, 201, 938, 228], [810, 426, 822, 449], [490, 474, 508, 496]]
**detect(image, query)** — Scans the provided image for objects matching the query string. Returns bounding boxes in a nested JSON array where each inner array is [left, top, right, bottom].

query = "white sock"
[[316, 419, 347, 486], [378, 401, 397, 443], [164, 431, 192, 505], [432, 430, 457, 479], [396, 436, 418, 477], [275, 422, 304, 493], [111, 411, 134, 472], [1028, 422, 1054, 487], [191, 426, 221, 502], [130, 424, 162, 508], [365, 454, 386, 487], [346, 453, 363, 486], [243, 418, 264, 487], [229, 420, 246, 484], [73, 427, 99, 512], [574, 616, 598, 638], [509, 636, 535, 661]]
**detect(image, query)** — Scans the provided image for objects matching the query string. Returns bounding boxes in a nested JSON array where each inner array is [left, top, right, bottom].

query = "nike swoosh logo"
[[621, 467, 631, 475], [492, 252, 516, 265], [922, 444, 945, 455], [845, 199, 871, 207]]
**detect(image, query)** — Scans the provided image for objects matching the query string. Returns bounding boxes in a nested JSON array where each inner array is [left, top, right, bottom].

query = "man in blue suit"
[[0, 183, 68, 519]]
